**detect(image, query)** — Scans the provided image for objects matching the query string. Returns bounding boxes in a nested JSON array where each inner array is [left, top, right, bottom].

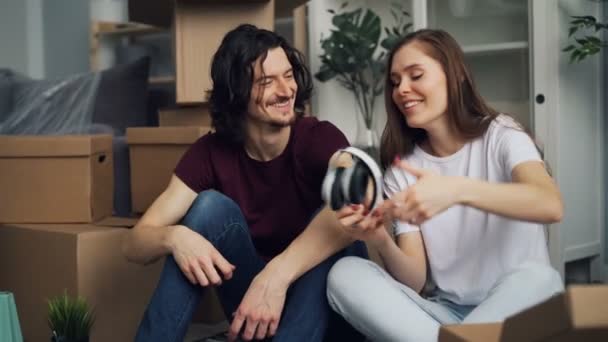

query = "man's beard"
[[268, 112, 297, 128]]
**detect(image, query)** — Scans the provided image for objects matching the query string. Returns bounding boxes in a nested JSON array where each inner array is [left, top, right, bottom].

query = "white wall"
[[0, 0, 30, 75], [551, 0, 604, 281], [0, 0, 89, 79], [42, 0, 90, 79]]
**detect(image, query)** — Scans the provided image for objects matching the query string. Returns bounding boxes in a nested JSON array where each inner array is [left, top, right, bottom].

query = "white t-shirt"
[[384, 115, 550, 305]]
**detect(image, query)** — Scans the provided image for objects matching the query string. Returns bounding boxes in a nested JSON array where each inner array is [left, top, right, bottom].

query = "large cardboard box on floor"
[[439, 285, 608, 341], [158, 104, 212, 127], [127, 126, 211, 213], [128, 0, 309, 104], [0, 134, 113, 223], [0, 220, 162, 342]]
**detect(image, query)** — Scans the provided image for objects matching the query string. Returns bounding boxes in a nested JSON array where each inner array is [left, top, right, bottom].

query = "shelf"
[[462, 41, 528, 56], [92, 21, 166, 38], [90, 20, 168, 71], [149, 76, 175, 85]]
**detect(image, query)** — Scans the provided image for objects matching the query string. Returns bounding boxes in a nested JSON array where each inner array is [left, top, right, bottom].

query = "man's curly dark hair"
[[206, 24, 313, 144]]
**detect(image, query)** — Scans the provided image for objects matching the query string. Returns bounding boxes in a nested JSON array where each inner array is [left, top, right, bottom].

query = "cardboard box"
[[0, 135, 113, 223], [0, 220, 163, 342], [127, 127, 211, 213], [128, 0, 308, 28], [439, 285, 608, 342], [158, 104, 212, 127], [174, 0, 274, 103], [128, 0, 310, 104]]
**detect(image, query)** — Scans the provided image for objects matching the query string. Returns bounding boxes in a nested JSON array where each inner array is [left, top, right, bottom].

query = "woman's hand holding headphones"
[[335, 204, 391, 247], [384, 159, 462, 225]]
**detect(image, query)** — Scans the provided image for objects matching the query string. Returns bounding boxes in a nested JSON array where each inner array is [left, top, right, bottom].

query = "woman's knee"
[[327, 257, 381, 301], [516, 262, 564, 294]]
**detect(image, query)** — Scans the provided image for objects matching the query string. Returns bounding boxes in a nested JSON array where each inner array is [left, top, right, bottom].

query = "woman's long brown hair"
[[380, 29, 501, 169]]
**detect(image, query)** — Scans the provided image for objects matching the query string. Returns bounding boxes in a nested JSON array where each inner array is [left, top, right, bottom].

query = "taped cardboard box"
[[127, 126, 211, 213], [0, 220, 162, 342], [0, 134, 113, 223], [439, 285, 608, 342], [128, 0, 309, 103], [158, 104, 212, 127]]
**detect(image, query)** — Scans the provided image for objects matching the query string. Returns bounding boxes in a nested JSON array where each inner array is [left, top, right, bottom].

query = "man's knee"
[[182, 190, 245, 235]]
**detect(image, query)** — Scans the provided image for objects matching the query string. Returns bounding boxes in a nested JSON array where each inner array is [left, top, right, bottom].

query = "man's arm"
[[122, 175, 197, 265], [269, 149, 359, 284], [228, 151, 356, 341], [122, 175, 234, 286]]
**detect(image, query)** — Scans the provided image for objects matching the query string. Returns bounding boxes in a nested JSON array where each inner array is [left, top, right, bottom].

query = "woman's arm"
[[391, 160, 563, 225], [457, 161, 563, 223], [373, 229, 427, 293]]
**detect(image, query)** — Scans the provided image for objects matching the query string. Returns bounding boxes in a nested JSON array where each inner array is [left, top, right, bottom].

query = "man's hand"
[[336, 204, 390, 247], [228, 264, 289, 341], [169, 225, 235, 286]]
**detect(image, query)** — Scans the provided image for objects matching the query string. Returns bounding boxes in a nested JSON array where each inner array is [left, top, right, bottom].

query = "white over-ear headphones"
[[321, 147, 383, 211]]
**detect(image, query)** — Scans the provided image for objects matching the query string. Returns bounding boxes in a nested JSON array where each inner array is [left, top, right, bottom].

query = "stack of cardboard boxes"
[[0, 134, 163, 342], [0, 1, 310, 341]]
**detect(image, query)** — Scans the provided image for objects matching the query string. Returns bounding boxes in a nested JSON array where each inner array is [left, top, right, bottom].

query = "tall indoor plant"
[[315, 2, 411, 159]]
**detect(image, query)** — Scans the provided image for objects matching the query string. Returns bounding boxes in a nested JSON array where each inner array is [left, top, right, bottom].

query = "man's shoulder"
[[293, 116, 342, 137], [189, 131, 239, 157]]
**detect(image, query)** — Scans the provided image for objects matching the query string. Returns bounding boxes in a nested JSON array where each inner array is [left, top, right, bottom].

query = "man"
[[123, 24, 367, 341]]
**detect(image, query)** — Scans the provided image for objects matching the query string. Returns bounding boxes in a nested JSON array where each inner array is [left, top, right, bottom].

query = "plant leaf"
[[586, 35, 601, 44], [314, 66, 337, 82], [562, 44, 576, 52]]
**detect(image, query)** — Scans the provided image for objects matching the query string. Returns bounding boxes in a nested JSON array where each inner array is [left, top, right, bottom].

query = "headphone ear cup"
[[330, 167, 346, 210], [349, 161, 370, 205]]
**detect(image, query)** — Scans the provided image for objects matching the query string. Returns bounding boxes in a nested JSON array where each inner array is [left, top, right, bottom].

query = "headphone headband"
[[321, 147, 383, 211]]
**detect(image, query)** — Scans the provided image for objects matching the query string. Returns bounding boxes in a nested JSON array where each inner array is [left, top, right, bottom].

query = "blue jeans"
[[136, 190, 368, 342]]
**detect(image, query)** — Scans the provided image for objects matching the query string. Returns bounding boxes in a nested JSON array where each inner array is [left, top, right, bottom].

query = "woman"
[[326, 29, 564, 341]]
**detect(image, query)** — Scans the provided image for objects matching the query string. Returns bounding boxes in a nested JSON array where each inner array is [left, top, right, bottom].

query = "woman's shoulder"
[[485, 114, 527, 142], [488, 114, 524, 132]]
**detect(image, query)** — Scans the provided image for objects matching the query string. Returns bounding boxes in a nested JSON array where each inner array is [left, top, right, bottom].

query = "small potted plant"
[[47, 291, 94, 342]]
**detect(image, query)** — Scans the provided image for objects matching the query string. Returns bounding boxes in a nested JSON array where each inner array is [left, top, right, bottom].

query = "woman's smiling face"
[[390, 41, 449, 130]]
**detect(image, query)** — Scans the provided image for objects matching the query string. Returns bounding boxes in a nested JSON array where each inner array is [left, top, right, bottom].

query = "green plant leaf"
[[341, 2, 348, 9], [569, 49, 581, 64], [314, 65, 337, 82], [390, 9, 398, 21], [562, 45, 575, 52], [575, 38, 588, 45], [47, 291, 94, 339], [568, 26, 578, 37], [328, 9, 335, 15], [586, 35, 601, 44]]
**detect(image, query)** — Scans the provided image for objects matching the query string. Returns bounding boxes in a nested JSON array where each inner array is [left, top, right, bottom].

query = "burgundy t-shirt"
[[174, 117, 349, 259]]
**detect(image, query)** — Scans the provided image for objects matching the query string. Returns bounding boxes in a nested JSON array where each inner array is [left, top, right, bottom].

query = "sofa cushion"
[[92, 57, 151, 135]]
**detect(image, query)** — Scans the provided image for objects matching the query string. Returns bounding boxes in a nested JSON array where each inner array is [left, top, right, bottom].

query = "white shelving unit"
[[409, 0, 605, 282], [462, 41, 528, 55]]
